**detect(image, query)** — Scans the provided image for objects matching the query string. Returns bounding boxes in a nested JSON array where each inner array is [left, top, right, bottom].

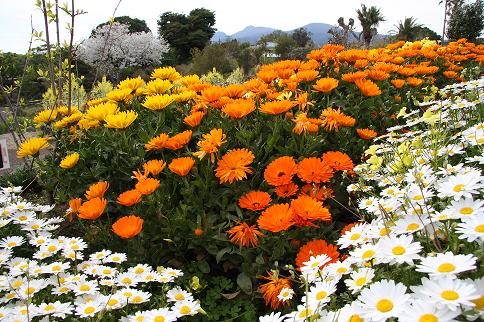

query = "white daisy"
[[416, 252, 477, 277], [284, 304, 317, 322], [144, 308, 178, 322], [376, 234, 422, 265], [301, 254, 331, 275], [330, 302, 366, 322], [259, 311, 284, 322], [89, 249, 112, 263], [437, 172, 483, 200], [0, 236, 25, 249], [37, 301, 74, 318], [173, 299, 201, 317], [456, 213, 484, 243], [393, 214, 431, 235], [105, 252, 127, 264], [337, 223, 371, 249], [166, 287, 194, 303], [323, 260, 352, 278], [344, 268, 375, 294], [348, 242, 379, 265], [116, 272, 139, 288], [129, 263, 152, 276], [128, 290, 151, 304], [446, 197, 484, 218], [102, 293, 126, 310], [277, 287, 294, 302], [75, 301, 102, 318], [303, 280, 337, 308], [69, 279, 99, 296]]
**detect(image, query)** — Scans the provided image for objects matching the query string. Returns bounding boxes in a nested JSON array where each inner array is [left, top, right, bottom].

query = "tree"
[[394, 17, 423, 41], [77, 22, 169, 81], [439, 0, 465, 42], [291, 28, 313, 47], [416, 26, 440, 40], [190, 43, 238, 75], [157, 8, 216, 64], [94, 16, 151, 35], [328, 17, 361, 46], [447, 0, 484, 42], [356, 4, 386, 47]]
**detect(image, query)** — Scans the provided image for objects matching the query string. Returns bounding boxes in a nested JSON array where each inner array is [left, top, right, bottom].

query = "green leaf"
[[197, 260, 210, 274], [236, 272, 252, 295], [216, 247, 231, 263]]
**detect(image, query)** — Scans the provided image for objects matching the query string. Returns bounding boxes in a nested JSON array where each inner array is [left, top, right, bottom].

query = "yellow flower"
[[176, 74, 201, 87], [106, 88, 133, 102], [104, 110, 138, 129], [172, 90, 197, 102], [151, 66, 181, 82], [77, 118, 100, 131], [85, 102, 119, 121], [142, 94, 175, 110], [17, 137, 49, 158], [87, 98, 106, 107], [60, 153, 80, 169], [118, 77, 145, 91], [33, 109, 57, 124], [53, 112, 84, 130], [145, 79, 173, 95], [55, 106, 79, 116]]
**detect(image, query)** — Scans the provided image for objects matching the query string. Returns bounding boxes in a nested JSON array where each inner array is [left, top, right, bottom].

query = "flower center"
[[336, 267, 347, 274], [349, 315, 364, 322], [44, 304, 55, 311], [392, 246, 406, 255], [80, 285, 90, 292], [316, 291, 327, 300], [475, 224, 484, 233], [376, 298, 394, 312], [355, 277, 367, 286], [84, 307, 95, 314], [441, 290, 459, 300], [131, 296, 143, 303], [153, 317, 165, 322], [471, 295, 484, 310], [437, 263, 456, 273], [453, 184, 465, 192], [459, 207, 473, 215], [419, 314, 438, 322], [180, 306, 191, 315], [407, 223, 420, 231], [350, 233, 361, 241], [175, 294, 185, 301], [362, 250, 375, 259], [107, 299, 118, 306]]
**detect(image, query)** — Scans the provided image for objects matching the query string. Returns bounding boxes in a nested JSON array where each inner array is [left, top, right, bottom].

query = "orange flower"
[[312, 77, 339, 93], [145, 133, 170, 151], [320, 107, 354, 132], [355, 79, 381, 96], [391, 79, 405, 89], [135, 178, 160, 195], [339, 114, 356, 127], [295, 239, 340, 270], [296, 92, 314, 111], [275, 182, 299, 198], [341, 222, 359, 235], [165, 130, 192, 150], [259, 100, 296, 115], [396, 67, 416, 77], [66, 198, 82, 221], [341, 71, 367, 83], [300, 184, 334, 201], [169, 157, 196, 176], [201, 86, 226, 103], [260, 273, 292, 309], [356, 128, 378, 140], [227, 222, 264, 248], [367, 69, 390, 81], [222, 99, 255, 119], [238, 191, 272, 211], [354, 59, 368, 69], [143, 159, 166, 176], [292, 112, 321, 135], [290, 195, 332, 222], [85, 181, 109, 200], [215, 149, 255, 184], [406, 77, 424, 87], [297, 157, 334, 183], [193, 128, 226, 162], [224, 84, 247, 98], [194, 228, 204, 236], [112, 215, 144, 239], [443, 70, 458, 78], [264, 156, 297, 187], [295, 69, 319, 82], [183, 111, 205, 127], [257, 69, 278, 83], [257, 203, 294, 232], [78, 197, 107, 220], [321, 151, 354, 171], [117, 189, 142, 207]]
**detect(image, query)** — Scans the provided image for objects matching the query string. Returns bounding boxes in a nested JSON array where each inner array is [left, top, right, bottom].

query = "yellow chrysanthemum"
[[151, 66, 181, 82], [106, 88, 133, 102], [176, 74, 201, 87], [142, 94, 175, 110], [104, 110, 138, 129], [77, 118, 100, 131], [85, 102, 119, 121], [60, 153, 80, 169], [33, 109, 57, 124], [55, 106, 79, 116], [17, 137, 49, 158], [172, 90, 197, 102], [53, 112, 84, 130], [145, 79, 173, 95], [87, 98, 106, 107], [118, 77, 145, 91]]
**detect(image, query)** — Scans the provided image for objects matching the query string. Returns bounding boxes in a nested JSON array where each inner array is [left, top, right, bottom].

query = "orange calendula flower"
[[443, 70, 458, 78], [264, 156, 297, 187], [312, 77, 339, 93], [168, 157, 196, 176], [256, 69, 278, 83], [290, 195, 332, 222], [78, 197, 107, 220], [17, 137, 49, 158], [260, 273, 292, 309], [193, 128, 226, 162], [356, 128, 378, 140], [238, 191, 272, 211], [112, 215, 144, 239], [143, 159, 166, 176], [222, 98, 256, 119], [215, 149, 255, 184], [227, 222, 264, 248], [135, 178, 160, 195], [117, 189, 142, 207], [201, 86, 226, 103], [390, 79, 405, 89], [165, 130, 192, 150], [355, 79, 381, 97], [297, 157, 334, 183], [66, 198, 82, 221], [275, 182, 299, 198], [300, 184, 334, 201], [341, 71, 367, 83], [322, 151, 354, 171], [296, 92, 314, 111], [259, 100, 296, 115], [320, 107, 353, 132], [224, 84, 247, 98], [367, 69, 391, 81], [183, 111, 205, 127], [257, 203, 295, 233], [295, 239, 340, 270], [85, 181, 109, 200], [295, 69, 319, 82], [145, 133, 170, 151], [406, 77, 424, 87], [292, 112, 321, 135]]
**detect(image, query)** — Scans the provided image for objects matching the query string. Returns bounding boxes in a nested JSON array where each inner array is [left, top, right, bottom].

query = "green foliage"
[[291, 28, 313, 47], [89, 76, 114, 99], [94, 16, 151, 35], [41, 74, 87, 108], [157, 8, 216, 64], [394, 17, 423, 41], [447, 0, 484, 41], [356, 4, 386, 47], [190, 44, 238, 76]]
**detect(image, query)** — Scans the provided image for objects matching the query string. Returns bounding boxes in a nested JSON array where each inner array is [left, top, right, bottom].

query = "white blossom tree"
[[77, 22, 169, 79]]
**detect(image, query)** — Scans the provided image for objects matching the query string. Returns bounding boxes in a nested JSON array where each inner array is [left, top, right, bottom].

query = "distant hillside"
[[211, 23, 335, 46]]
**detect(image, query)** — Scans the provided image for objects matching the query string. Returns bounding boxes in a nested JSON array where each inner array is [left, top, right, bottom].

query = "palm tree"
[[356, 4, 386, 47], [394, 17, 423, 41]]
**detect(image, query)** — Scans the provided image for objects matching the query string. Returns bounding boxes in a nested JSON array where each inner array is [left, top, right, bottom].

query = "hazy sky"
[[1, 0, 446, 54]]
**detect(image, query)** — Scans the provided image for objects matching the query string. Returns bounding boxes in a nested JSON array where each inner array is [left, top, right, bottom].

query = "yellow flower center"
[[437, 263, 456, 273], [103, 269, 112, 275], [392, 246, 406, 255], [316, 291, 327, 300], [413, 195, 424, 201], [59, 287, 69, 293], [26, 287, 36, 295], [379, 228, 389, 236], [135, 267, 144, 274], [419, 314, 438, 322], [355, 277, 367, 286], [175, 294, 185, 301], [79, 285, 90, 292], [350, 233, 361, 241], [475, 224, 484, 233], [298, 308, 312, 318], [44, 304, 55, 311], [47, 245, 57, 252], [336, 267, 347, 274], [32, 224, 39, 229], [349, 315, 364, 322], [407, 223, 420, 231], [122, 278, 132, 284], [12, 281, 23, 288], [441, 290, 459, 300], [107, 299, 118, 306], [453, 184, 465, 192], [362, 250, 375, 259], [154, 317, 165, 322], [180, 306, 192, 315], [131, 296, 143, 303], [376, 299, 394, 312], [123, 291, 133, 297], [471, 295, 484, 310], [19, 216, 27, 221], [112, 256, 120, 261], [37, 239, 45, 244], [84, 307, 95, 314], [7, 242, 17, 247], [459, 207, 473, 215]]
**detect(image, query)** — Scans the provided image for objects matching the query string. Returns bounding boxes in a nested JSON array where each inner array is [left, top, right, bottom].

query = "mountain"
[[211, 23, 335, 45]]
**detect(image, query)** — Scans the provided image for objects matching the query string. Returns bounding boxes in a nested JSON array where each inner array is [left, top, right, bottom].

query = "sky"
[[1, 0, 447, 54]]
